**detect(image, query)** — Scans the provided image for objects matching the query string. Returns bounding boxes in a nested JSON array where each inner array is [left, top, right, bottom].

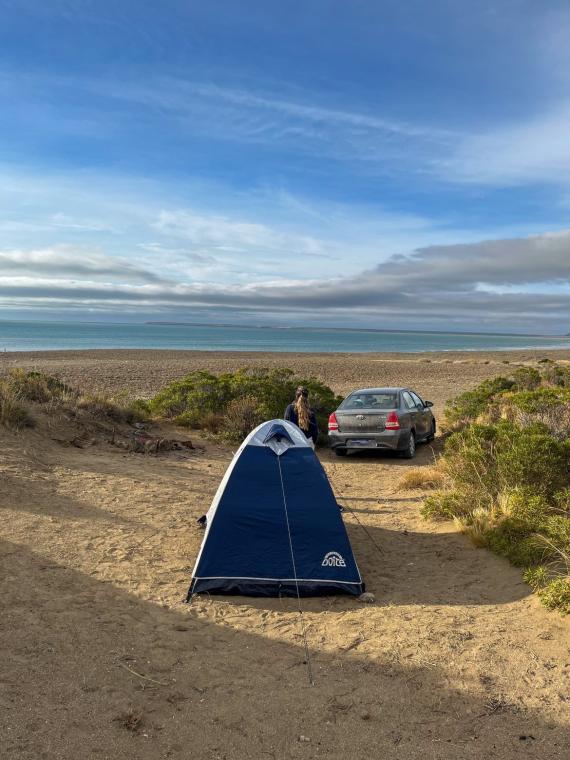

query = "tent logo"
[[321, 551, 346, 568]]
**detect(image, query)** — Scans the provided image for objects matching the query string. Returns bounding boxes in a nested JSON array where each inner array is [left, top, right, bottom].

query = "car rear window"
[[340, 392, 398, 410]]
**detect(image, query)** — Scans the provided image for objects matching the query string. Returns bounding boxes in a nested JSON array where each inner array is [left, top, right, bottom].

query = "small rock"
[[299, 735, 311, 742], [358, 592, 375, 604]]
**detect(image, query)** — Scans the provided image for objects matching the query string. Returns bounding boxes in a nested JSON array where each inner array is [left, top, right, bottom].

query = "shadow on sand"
[[1, 537, 565, 760]]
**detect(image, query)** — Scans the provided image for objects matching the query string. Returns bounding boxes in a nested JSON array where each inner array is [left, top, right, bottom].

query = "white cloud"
[[442, 103, 570, 186], [153, 209, 333, 259], [0, 245, 163, 283]]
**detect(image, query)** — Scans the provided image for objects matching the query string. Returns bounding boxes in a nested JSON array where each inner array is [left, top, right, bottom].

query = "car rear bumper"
[[328, 429, 410, 451]]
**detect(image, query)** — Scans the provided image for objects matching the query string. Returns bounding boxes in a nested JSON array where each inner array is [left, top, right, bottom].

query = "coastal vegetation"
[[404, 363, 570, 613], [0, 367, 340, 445], [143, 367, 341, 443], [0, 369, 146, 430]]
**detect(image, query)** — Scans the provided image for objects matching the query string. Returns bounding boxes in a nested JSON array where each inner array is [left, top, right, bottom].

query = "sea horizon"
[[1, 318, 570, 354]]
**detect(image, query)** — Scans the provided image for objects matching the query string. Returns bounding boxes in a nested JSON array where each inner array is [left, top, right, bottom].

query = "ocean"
[[1, 320, 570, 353]]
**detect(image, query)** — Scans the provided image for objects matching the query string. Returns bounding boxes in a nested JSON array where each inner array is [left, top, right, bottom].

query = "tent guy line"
[[277, 451, 315, 686]]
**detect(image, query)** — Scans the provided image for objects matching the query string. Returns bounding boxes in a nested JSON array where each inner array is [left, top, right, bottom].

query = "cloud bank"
[[1, 231, 568, 333]]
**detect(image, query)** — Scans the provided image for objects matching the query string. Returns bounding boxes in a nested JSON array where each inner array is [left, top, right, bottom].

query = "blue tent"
[[188, 419, 364, 598]]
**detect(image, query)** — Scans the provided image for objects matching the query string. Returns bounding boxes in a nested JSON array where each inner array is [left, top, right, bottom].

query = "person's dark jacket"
[[284, 403, 319, 445]]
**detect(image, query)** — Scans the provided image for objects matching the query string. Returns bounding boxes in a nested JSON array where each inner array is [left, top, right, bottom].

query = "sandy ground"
[[1, 350, 569, 759]]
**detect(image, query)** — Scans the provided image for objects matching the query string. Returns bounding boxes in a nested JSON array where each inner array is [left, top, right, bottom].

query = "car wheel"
[[334, 448, 348, 457], [426, 420, 436, 443], [402, 431, 416, 459]]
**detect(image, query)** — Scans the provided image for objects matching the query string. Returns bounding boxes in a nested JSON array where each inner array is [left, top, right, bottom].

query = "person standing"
[[284, 386, 319, 447]]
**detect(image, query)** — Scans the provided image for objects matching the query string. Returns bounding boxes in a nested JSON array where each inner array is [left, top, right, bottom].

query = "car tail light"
[[385, 411, 400, 430], [328, 412, 339, 431]]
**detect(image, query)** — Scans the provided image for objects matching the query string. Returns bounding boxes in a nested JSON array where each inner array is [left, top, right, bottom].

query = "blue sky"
[[0, 0, 569, 332]]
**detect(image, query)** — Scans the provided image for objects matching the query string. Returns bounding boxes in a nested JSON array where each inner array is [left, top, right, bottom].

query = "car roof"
[[347, 387, 406, 394]]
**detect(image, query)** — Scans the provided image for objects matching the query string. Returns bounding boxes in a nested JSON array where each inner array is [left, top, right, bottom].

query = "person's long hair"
[[294, 387, 311, 432]]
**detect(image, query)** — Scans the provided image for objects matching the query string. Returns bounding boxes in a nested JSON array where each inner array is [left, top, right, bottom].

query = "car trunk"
[[335, 410, 391, 433]]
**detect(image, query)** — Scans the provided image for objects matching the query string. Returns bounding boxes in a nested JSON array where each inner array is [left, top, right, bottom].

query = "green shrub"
[[539, 579, 570, 614], [421, 491, 466, 520], [443, 376, 514, 430], [542, 515, 570, 549], [512, 366, 541, 391], [495, 428, 569, 497], [509, 387, 570, 414], [439, 424, 505, 508], [502, 489, 550, 529], [523, 565, 549, 590], [541, 363, 570, 388], [147, 367, 341, 443], [423, 370, 570, 613], [485, 519, 548, 566], [506, 388, 570, 439], [148, 371, 233, 421], [554, 488, 570, 514]]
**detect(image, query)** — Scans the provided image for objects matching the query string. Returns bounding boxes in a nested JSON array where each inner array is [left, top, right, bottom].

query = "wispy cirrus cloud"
[[442, 102, 570, 186], [9, 69, 570, 192], [153, 209, 336, 259]]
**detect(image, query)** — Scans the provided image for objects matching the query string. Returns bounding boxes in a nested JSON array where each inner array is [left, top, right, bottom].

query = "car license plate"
[[349, 439, 375, 447]]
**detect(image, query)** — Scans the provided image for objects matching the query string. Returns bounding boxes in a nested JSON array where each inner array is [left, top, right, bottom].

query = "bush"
[[148, 371, 234, 423], [523, 565, 549, 589], [0, 383, 34, 429], [221, 396, 264, 441], [541, 363, 570, 388], [485, 519, 547, 566], [77, 394, 147, 425], [0, 370, 148, 430], [199, 411, 225, 434], [506, 388, 570, 438], [501, 489, 550, 528], [421, 491, 466, 520], [495, 428, 569, 496], [512, 366, 541, 391], [6, 369, 75, 403], [422, 370, 570, 613], [554, 488, 570, 514], [443, 376, 514, 430], [147, 368, 341, 444], [454, 507, 499, 547], [539, 579, 570, 614], [440, 424, 500, 502]]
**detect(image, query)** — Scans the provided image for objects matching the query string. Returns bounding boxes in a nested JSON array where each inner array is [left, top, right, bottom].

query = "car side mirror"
[[424, 400, 434, 408]]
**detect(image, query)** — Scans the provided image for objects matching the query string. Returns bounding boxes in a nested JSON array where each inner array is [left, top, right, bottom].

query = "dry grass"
[[454, 507, 499, 547], [0, 370, 147, 434], [113, 708, 145, 733], [397, 466, 446, 491], [0, 383, 35, 430]]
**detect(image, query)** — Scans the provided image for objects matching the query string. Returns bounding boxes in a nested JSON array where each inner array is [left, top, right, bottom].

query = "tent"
[[187, 419, 364, 598]]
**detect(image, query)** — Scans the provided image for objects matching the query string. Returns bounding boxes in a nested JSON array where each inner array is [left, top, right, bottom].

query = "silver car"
[[328, 387, 435, 458]]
